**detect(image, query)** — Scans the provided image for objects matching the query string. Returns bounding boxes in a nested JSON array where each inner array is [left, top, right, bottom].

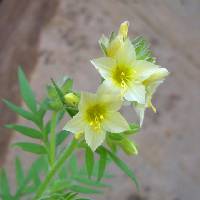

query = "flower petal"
[[144, 68, 169, 84], [134, 60, 160, 81], [132, 102, 145, 127], [78, 92, 96, 111], [124, 84, 146, 104], [100, 80, 121, 94], [97, 82, 122, 111], [103, 112, 129, 133], [116, 39, 136, 66], [63, 113, 85, 133], [90, 57, 116, 79], [84, 127, 106, 151]]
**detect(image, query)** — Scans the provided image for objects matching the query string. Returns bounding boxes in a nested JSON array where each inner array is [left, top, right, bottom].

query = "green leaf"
[[3, 99, 37, 122], [69, 154, 78, 175], [5, 124, 42, 139], [62, 192, 78, 200], [102, 146, 139, 190], [65, 192, 78, 200], [15, 157, 47, 197], [26, 157, 47, 182], [69, 185, 102, 194], [13, 142, 47, 155], [76, 199, 91, 200], [56, 130, 70, 146], [15, 157, 25, 186], [61, 78, 73, 93], [0, 169, 10, 198], [49, 180, 71, 193], [51, 79, 65, 104], [132, 36, 156, 63], [85, 147, 94, 178], [44, 121, 51, 136], [74, 176, 109, 188], [38, 98, 49, 119], [97, 148, 107, 181], [79, 160, 114, 179], [21, 185, 38, 195], [18, 67, 37, 112], [106, 137, 117, 152], [58, 165, 68, 180]]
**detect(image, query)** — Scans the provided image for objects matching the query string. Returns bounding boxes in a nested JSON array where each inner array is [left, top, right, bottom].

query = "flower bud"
[[119, 21, 129, 39], [64, 93, 79, 107], [75, 132, 84, 140], [119, 138, 138, 155]]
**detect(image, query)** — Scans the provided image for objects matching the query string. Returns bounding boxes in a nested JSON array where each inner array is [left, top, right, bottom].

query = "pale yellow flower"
[[91, 39, 167, 105], [64, 84, 129, 151]]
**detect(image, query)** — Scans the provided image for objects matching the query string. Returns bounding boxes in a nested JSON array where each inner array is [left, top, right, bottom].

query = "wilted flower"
[[64, 84, 129, 151], [133, 68, 169, 125]]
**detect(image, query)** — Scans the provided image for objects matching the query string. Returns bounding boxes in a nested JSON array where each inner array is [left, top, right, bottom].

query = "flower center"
[[86, 104, 106, 131], [112, 66, 135, 89]]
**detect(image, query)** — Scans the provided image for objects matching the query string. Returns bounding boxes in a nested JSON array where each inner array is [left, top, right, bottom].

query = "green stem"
[[33, 138, 78, 200], [49, 112, 57, 166]]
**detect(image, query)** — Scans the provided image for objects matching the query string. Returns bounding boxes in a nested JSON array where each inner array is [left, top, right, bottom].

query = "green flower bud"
[[64, 93, 79, 107], [46, 77, 74, 111], [119, 137, 138, 155]]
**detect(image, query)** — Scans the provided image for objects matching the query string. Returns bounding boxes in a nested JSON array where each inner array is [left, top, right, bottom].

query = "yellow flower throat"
[[86, 104, 105, 131], [112, 66, 135, 89]]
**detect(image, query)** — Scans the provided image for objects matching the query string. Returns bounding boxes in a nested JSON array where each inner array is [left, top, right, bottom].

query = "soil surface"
[[1, 0, 200, 200]]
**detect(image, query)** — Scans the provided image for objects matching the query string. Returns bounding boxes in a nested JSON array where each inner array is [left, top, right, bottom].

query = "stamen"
[[100, 115, 104, 120], [90, 121, 93, 126], [112, 66, 135, 89], [88, 112, 105, 131], [121, 80, 127, 88], [86, 104, 106, 132]]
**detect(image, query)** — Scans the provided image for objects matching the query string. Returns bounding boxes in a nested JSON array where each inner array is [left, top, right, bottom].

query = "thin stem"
[[49, 112, 57, 166], [33, 138, 78, 200]]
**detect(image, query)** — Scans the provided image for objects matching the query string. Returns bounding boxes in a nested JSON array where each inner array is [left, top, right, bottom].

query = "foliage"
[[2, 68, 139, 200]]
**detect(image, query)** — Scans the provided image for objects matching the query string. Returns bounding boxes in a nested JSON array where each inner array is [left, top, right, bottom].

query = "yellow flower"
[[133, 68, 169, 126], [64, 84, 129, 151], [91, 39, 167, 105], [99, 21, 129, 57]]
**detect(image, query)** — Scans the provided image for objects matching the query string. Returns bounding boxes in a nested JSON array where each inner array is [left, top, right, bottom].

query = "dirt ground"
[[1, 0, 200, 200]]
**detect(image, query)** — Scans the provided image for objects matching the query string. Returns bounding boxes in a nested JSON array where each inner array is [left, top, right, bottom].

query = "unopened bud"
[[119, 21, 129, 39], [75, 132, 84, 140], [120, 138, 138, 155], [64, 93, 79, 106]]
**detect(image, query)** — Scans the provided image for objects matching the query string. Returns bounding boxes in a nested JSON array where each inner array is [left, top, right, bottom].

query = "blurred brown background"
[[0, 0, 200, 199]]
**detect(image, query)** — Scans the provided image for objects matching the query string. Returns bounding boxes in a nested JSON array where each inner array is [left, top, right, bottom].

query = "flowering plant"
[[1, 21, 168, 200]]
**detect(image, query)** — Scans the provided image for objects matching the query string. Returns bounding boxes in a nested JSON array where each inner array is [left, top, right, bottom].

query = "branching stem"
[[33, 138, 78, 200]]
